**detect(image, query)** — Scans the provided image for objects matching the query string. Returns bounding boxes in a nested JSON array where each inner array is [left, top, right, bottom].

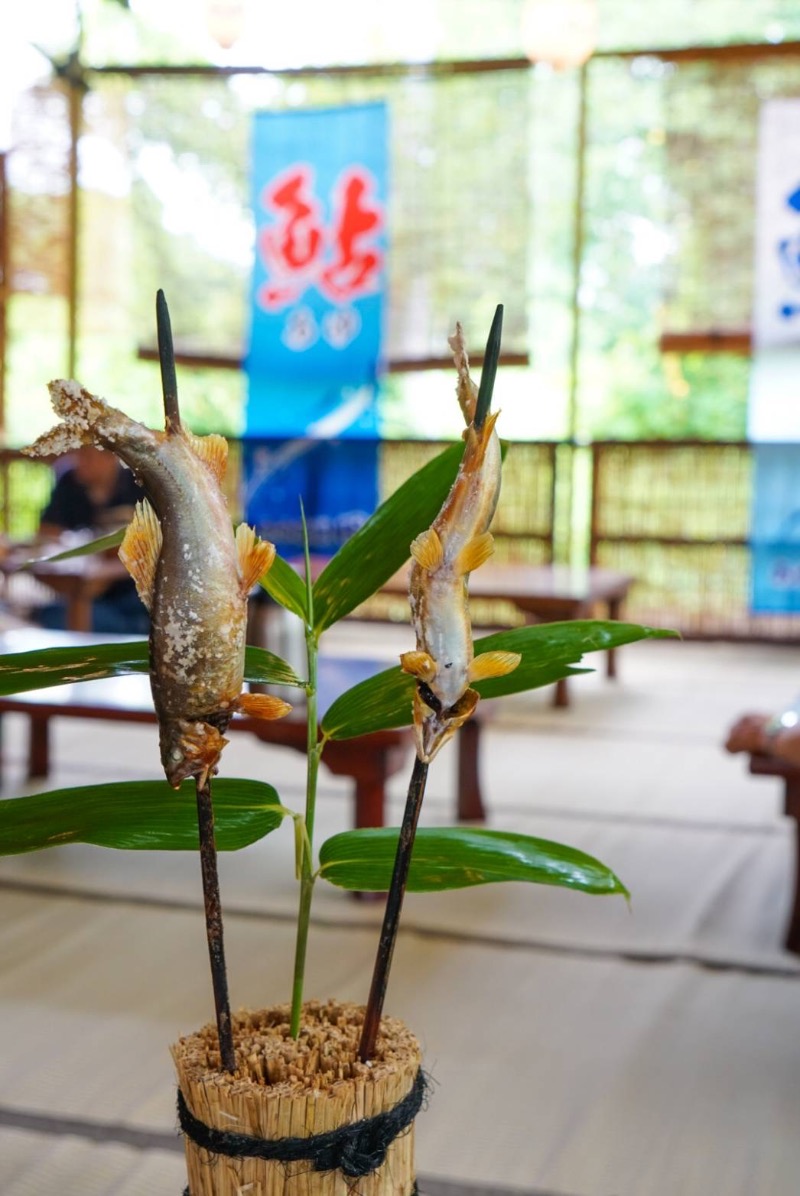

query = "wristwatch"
[[764, 709, 800, 741]]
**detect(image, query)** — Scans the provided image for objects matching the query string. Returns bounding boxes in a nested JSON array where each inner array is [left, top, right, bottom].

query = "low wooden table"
[[383, 563, 635, 707], [1, 540, 131, 633], [748, 752, 800, 953], [0, 635, 485, 829]]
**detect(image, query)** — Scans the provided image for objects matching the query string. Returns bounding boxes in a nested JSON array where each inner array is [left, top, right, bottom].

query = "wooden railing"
[[589, 440, 799, 640], [2, 437, 798, 640]]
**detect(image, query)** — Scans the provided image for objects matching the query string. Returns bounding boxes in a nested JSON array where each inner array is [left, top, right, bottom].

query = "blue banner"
[[246, 101, 387, 434], [751, 443, 800, 612], [244, 102, 387, 557]]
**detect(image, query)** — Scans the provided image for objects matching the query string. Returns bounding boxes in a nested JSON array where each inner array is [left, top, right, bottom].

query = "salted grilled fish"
[[400, 313, 520, 762], [25, 380, 290, 787]]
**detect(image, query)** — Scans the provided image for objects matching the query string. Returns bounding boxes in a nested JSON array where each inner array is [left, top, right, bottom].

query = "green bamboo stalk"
[[289, 512, 321, 1037]]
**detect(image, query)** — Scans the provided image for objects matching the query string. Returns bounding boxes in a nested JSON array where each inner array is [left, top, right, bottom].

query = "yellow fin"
[[185, 429, 229, 484], [119, 499, 162, 610], [410, 528, 444, 572], [468, 650, 521, 683], [235, 523, 276, 592], [400, 650, 438, 682], [456, 532, 495, 576], [237, 692, 292, 721]]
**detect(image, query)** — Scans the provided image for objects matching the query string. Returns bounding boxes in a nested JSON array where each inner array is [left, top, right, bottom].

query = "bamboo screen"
[[590, 441, 800, 639]]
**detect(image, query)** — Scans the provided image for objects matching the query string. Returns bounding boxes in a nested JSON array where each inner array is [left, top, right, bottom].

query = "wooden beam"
[[659, 330, 752, 355], [136, 346, 530, 373]]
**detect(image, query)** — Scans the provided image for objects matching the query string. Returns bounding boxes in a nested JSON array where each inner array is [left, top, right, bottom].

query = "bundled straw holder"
[[172, 1001, 424, 1196]]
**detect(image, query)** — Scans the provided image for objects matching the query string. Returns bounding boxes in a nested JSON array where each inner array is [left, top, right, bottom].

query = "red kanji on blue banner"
[[257, 164, 384, 310], [245, 103, 388, 556]]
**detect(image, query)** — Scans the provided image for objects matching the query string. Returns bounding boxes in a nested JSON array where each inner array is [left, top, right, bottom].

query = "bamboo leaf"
[[468, 620, 677, 701], [244, 645, 305, 688], [258, 553, 309, 623], [320, 620, 672, 740], [0, 641, 150, 695], [318, 826, 628, 896], [0, 642, 304, 697], [21, 529, 125, 563], [0, 778, 286, 856], [311, 442, 463, 634]]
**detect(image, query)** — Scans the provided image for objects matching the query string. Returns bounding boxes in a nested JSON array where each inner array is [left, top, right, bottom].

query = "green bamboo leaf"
[[311, 442, 463, 634], [0, 778, 286, 856], [244, 645, 305, 688], [258, 552, 309, 623], [0, 641, 303, 697], [320, 619, 672, 740], [27, 529, 125, 562], [321, 664, 415, 740], [318, 826, 628, 896], [0, 641, 150, 695], [469, 620, 678, 701]]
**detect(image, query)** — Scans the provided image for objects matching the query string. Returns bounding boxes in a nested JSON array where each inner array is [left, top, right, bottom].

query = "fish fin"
[[410, 528, 444, 572], [235, 523, 276, 592], [185, 430, 229, 484], [400, 650, 438, 682], [237, 692, 293, 721], [468, 650, 521, 683], [456, 531, 495, 576], [119, 499, 162, 610]]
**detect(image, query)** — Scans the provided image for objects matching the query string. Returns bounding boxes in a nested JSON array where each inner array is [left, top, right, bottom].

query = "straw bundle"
[[172, 1000, 422, 1196]]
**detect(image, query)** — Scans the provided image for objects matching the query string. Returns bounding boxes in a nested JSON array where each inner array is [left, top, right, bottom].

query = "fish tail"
[[448, 322, 479, 426], [23, 380, 146, 460]]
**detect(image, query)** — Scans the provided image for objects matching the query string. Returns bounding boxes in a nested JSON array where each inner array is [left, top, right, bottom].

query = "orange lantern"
[[521, 0, 598, 69]]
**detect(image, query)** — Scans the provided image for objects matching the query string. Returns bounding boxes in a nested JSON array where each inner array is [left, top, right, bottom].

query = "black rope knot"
[[177, 1069, 427, 1181]]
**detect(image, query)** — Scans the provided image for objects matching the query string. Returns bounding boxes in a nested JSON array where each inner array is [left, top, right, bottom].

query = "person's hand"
[[724, 713, 771, 755]]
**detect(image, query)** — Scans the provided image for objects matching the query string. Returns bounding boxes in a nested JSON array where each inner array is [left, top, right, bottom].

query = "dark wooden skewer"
[[358, 755, 429, 1062], [156, 290, 235, 1074], [156, 288, 181, 433], [359, 305, 504, 1061], [195, 774, 236, 1074]]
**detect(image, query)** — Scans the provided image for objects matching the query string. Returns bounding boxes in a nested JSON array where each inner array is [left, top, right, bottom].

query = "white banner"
[[748, 98, 800, 442]]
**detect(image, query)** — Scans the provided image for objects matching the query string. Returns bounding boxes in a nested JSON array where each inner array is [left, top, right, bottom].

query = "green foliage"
[[259, 554, 311, 624], [0, 356, 666, 1036], [311, 442, 462, 633], [318, 827, 628, 897], [0, 778, 285, 856], [0, 641, 303, 697], [321, 621, 675, 740]]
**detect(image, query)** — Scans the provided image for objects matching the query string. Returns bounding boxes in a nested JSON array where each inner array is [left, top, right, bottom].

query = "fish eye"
[[170, 748, 184, 762]]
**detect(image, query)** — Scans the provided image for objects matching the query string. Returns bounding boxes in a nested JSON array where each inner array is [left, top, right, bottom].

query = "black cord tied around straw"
[[178, 1068, 427, 1179]]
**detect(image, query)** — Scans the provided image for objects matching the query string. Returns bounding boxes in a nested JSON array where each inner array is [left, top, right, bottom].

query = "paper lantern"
[[522, 0, 598, 69]]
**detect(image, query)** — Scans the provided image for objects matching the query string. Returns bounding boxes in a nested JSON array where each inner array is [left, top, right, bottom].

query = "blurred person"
[[34, 446, 149, 635], [725, 701, 800, 770]]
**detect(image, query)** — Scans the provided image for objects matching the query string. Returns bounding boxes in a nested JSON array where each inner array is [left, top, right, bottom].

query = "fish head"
[[159, 718, 229, 788], [414, 684, 480, 763]]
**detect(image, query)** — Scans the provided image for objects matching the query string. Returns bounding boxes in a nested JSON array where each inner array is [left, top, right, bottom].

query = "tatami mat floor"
[[1, 626, 800, 1195]]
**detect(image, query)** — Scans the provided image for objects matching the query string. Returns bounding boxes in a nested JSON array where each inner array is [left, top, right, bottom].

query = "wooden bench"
[[0, 650, 486, 830], [748, 752, 800, 953]]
